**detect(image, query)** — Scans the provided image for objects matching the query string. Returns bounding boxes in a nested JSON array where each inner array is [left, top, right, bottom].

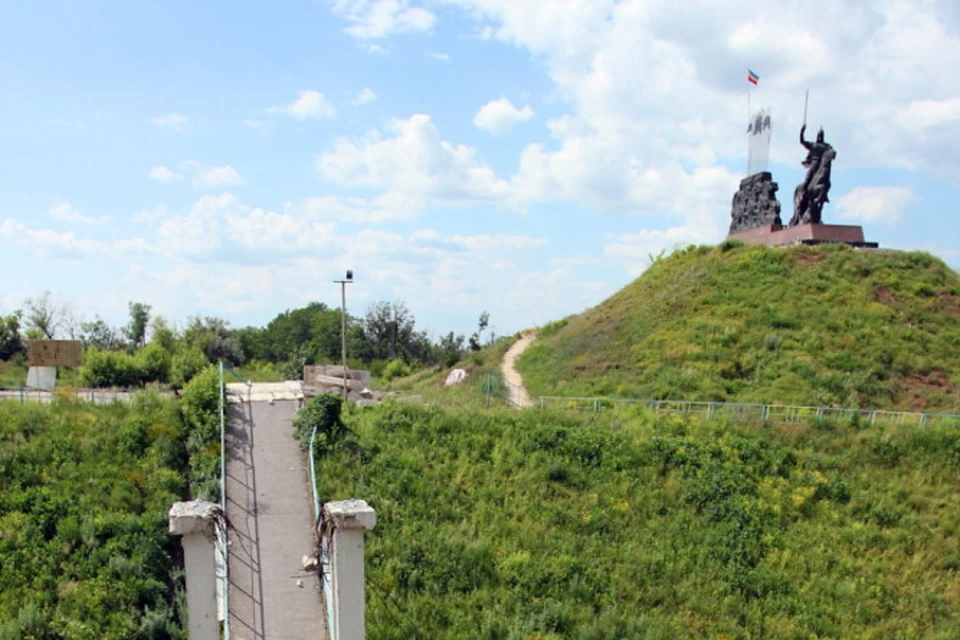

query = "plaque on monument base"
[[727, 223, 879, 249]]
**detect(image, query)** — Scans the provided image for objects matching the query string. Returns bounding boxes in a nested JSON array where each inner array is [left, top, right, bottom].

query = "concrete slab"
[[226, 381, 304, 404], [225, 400, 326, 640]]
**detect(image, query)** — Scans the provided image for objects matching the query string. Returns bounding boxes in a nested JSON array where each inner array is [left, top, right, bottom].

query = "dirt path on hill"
[[501, 333, 536, 408]]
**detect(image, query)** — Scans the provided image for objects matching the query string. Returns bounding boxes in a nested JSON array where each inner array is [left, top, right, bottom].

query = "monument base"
[[727, 223, 878, 249]]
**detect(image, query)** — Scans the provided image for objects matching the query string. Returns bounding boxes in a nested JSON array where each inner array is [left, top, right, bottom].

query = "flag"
[[748, 69, 759, 85]]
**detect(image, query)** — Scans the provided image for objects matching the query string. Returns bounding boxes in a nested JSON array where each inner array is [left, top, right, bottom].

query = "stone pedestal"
[[323, 499, 377, 640], [169, 500, 222, 640], [728, 223, 878, 248]]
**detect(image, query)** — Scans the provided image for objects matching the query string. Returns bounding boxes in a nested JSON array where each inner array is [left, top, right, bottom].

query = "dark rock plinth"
[[729, 172, 782, 234]]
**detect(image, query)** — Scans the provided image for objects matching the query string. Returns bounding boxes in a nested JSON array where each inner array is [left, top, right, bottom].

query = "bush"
[[170, 347, 209, 390], [180, 366, 221, 500], [79, 347, 140, 388], [293, 393, 347, 451], [382, 358, 413, 382], [135, 343, 172, 384]]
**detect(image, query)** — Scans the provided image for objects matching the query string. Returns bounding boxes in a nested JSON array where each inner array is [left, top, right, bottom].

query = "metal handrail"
[[535, 395, 960, 427], [309, 421, 337, 638], [218, 363, 250, 640]]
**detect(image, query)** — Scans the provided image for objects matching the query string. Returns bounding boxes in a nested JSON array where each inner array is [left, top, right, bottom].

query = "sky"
[[1, 0, 958, 339]]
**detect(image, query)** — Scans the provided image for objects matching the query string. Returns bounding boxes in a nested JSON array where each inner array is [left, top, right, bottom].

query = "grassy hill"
[[314, 400, 960, 639], [518, 242, 960, 411]]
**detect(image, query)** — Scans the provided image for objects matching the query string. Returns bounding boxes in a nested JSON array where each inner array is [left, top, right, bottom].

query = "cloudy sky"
[[2, 0, 958, 338]]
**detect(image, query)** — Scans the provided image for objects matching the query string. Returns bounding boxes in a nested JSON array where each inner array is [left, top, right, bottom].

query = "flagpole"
[[803, 89, 809, 128], [747, 88, 752, 175]]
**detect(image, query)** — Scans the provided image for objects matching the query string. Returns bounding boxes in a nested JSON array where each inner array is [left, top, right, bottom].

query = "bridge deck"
[[225, 398, 327, 640]]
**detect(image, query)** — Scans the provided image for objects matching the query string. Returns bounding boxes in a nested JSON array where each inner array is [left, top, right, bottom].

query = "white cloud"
[[268, 90, 337, 120], [191, 164, 246, 189], [317, 114, 511, 204], [837, 186, 918, 226], [297, 192, 422, 224], [473, 97, 534, 135], [148, 166, 183, 183], [352, 88, 378, 106], [604, 224, 716, 276], [0, 218, 108, 260], [151, 113, 191, 132], [426, 51, 452, 62], [49, 202, 111, 225], [445, 0, 960, 192], [157, 192, 336, 260], [331, 0, 436, 39]]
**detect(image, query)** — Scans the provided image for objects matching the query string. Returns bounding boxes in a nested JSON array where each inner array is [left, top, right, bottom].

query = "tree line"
[[0, 292, 492, 387]]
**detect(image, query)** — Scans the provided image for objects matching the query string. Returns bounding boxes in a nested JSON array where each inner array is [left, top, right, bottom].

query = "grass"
[[312, 400, 960, 639], [0, 393, 188, 638], [517, 243, 960, 411], [380, 336, 516, 410], [0, 361, 81, 389]]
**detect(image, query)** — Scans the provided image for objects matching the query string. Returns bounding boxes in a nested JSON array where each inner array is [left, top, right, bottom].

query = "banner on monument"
[[26, 340, 83, 367]]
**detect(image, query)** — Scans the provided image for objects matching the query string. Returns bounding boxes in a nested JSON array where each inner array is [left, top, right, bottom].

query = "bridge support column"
[[323, 499, 377, 640], [169, 500, 222, 640]]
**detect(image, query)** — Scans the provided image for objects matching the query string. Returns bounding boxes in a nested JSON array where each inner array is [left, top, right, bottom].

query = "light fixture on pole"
[[333, 270, 354, 400]]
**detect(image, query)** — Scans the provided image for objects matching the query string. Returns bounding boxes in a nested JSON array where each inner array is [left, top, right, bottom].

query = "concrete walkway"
[[225, 396, 327, 640], [501, 333, 537, 408]]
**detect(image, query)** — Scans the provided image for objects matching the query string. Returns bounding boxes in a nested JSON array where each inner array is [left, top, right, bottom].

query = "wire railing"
[[309, 422, 337, 639], [0, 385, 140, 404], [218, 362, 250, 640], [532, 395, 960, 429]]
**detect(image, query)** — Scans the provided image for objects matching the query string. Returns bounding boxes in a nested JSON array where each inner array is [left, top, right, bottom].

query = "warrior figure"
[[790, 124, 836, 226]]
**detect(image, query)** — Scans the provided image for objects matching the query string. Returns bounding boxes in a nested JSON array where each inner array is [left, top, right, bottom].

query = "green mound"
[[518, 243, 960, 411], [314, 401, 960, 638]]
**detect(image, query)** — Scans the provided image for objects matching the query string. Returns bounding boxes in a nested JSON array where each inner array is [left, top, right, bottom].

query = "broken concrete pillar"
[[323, 499, 377, 640], [169, 500, 222, 640]]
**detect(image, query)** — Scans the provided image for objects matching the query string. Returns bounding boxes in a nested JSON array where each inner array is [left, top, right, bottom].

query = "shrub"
[[382, 358, 413, 382], [293, 393, 347, 451], [180, 366, 221, 500], [170, 346, 209, 390], [79, 347, 140, 388], [135, 343, 172, 384]]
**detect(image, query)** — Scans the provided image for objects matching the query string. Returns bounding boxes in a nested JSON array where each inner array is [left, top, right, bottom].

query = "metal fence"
[[534, 395, 960, 429], [0, 386, 139, 404]]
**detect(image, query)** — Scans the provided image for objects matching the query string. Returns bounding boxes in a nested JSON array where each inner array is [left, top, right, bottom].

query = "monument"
[[726, 93, 877, 248], [790, 124, 835, 226]]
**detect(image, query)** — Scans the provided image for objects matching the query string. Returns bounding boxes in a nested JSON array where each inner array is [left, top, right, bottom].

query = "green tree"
[[0, 311, 24, 360], [183, 316, 243, 365], [149, 315, 177, 353], [362, 301, 416, 361], [22, 291, 64, 339], [468, 311, 490, 352], [80, 316, 121, 350], [124, 301, 152, 349]]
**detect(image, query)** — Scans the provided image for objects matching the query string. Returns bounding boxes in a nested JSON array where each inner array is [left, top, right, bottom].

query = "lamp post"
[[333, 270, 354, 400]]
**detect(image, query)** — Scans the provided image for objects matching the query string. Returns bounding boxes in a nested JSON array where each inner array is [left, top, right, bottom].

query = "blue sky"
[[1, 0, 958, 339]]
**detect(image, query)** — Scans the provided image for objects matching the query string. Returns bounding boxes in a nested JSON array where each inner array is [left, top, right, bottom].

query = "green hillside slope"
[[314, 400, 960, 639], [518, 243, 960, 411]]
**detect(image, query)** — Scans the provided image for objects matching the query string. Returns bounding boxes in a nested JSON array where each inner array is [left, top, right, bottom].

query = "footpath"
[[224, 390, 327, 640], [501, 333, 536, 408]]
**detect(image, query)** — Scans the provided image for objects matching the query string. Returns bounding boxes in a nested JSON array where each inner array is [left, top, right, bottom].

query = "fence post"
[[323, 500, 377, 640], [168, 500, 223, 640]]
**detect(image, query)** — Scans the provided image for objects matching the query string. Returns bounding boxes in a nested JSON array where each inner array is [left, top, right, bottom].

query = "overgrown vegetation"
[[0, 395, 188, 638], [518, 244, 960, 411], [313, 401, 960, 639]]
